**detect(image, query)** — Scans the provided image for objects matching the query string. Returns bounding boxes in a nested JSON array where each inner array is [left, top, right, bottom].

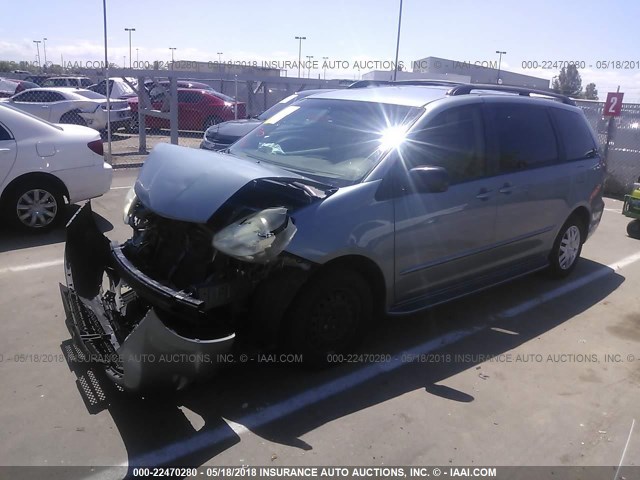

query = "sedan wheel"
[[5, 181, 65, 232], [16, 189, 58, 228]]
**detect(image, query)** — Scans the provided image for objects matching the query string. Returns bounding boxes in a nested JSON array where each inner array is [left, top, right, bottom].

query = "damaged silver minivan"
[[60, 84, 605, 391]]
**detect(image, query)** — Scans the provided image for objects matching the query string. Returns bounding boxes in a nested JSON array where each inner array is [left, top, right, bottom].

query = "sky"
[[1, 0, 640, 101]]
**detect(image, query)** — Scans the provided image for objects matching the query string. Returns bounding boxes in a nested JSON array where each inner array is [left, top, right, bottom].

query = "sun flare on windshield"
[[378, 125, 408, 150]]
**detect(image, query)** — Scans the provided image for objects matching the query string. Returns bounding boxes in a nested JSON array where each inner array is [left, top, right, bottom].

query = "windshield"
[[211, 91, 236, 103], [229, 98, 424, 187], [75, 90, 106, 100], [257, 93, 299, 120]]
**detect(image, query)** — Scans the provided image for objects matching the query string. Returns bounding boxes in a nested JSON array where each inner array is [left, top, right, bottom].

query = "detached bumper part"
[[61, 202, 235, 391]]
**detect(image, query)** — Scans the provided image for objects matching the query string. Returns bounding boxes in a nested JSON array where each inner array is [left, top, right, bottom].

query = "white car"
[[88, 78, 138, 99], [40, 76, 93, 88], [0, 103, 112, 231], [4, 88, 131, 131]]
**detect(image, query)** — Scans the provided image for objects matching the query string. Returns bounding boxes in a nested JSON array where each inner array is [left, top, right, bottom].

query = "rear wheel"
[[125, 117, 139, 133], [627, 219, 640, 239], [60, 110, 87, 127], [4, 179, 65, 232], [284, 268, 371, 366], [547, 216, 584, 278]]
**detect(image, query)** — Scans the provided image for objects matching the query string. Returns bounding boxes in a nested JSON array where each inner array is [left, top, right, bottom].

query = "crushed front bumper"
[[60, 202, 235, 392]]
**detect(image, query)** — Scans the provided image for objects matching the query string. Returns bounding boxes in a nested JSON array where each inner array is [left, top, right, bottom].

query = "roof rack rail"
[[447, 84, 576, 106], [393, 79, 465, 87], [347, 80, 393, 89]]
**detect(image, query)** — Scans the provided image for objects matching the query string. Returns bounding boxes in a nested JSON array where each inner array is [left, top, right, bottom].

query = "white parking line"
[[0, 259, 63, 275], [109, 186, 133, 190], [125, 324, 486, 469], [77, 249, 640, 476], [614, 418, 636, 480], [500, 251, 640, 318]]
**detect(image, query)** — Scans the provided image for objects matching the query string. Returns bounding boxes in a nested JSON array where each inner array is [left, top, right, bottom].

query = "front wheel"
[[627, 219, 640, 239], [547, 217, 584, 278], [284, 268, 372, 366]]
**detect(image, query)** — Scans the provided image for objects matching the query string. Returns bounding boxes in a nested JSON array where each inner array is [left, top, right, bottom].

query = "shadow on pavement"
[[0, 205, 113, 253], [60, 258, 624, 476]]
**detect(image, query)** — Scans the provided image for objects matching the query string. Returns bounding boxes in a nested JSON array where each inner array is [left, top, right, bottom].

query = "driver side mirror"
[[409, 166, 450, 193]]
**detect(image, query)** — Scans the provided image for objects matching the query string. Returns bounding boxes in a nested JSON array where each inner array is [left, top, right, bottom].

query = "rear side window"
[[551, 108, 597, 161], [404, 104, 487, 184], [178, 91, 201, 103], [487, 104, 558, 171], [0, 123, 12, 140], [13, 91, 44, 102], [81, 78, 92, 87]]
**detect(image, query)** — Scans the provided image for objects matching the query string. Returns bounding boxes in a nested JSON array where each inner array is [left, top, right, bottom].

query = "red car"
[[128, 88, 246, 132], [0, 78, 39, 98]]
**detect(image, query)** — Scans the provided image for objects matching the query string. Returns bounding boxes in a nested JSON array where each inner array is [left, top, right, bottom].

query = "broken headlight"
[[212, 207, 297, 263], [123, 187, 137, 224]]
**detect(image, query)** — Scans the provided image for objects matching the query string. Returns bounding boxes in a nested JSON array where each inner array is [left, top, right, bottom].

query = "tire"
[[284, 268, 372, 366], [125, 118, 139, 134], [547, 216, 584, 278], [4, 179, 65, 232], [627, 219, 640, 239], [202, 116, 222, 131], [60, 110, 87, 127]]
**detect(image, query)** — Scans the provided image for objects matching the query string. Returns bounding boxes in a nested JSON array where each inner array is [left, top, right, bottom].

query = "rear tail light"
[[88, 140, 104, 156]]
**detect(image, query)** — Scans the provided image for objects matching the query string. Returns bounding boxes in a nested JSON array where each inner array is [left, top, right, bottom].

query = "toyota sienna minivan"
[[60, 82, 605, 391]]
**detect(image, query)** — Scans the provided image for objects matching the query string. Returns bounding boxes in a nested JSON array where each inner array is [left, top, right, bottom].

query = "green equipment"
[[622, 176, 640, 238]]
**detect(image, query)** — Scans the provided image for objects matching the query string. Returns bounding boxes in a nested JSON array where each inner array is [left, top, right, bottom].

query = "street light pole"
[[33, 40, 41, 68], [217, 52, 223, 63], [136, 48, 139, 65], [306, 55, 313, 78], [169, 47, 176, 69], [393, 0, 403, 81], [295, 36, 306, 78], [102, 0, 112, 163], [322, 56, 328, 80], [42, 38, 48, 66], [125, 28, 135, 68], [496, 50, 506, 84]]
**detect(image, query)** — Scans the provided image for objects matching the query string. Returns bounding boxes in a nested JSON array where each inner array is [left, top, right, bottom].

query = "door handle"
[[41, 105, 49, 108], [476, 188, 492, 200], [499, 183, 513, 194]]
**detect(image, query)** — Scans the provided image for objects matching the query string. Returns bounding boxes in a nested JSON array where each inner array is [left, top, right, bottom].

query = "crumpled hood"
[[134, 143, 305, 223]]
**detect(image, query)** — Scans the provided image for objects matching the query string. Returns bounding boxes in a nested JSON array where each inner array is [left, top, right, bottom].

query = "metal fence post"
[[169, 76, 178, 145], [137, 75, 147, 154], [234, 75, 238, 120]]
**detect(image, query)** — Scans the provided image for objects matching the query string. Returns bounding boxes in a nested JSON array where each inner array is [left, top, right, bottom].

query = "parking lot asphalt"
[[0, 168, 639, 476]]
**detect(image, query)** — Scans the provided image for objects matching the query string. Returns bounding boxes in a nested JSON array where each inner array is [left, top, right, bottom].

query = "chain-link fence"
[[575, 99, 640, 195], [3, 71, 640, 192]]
